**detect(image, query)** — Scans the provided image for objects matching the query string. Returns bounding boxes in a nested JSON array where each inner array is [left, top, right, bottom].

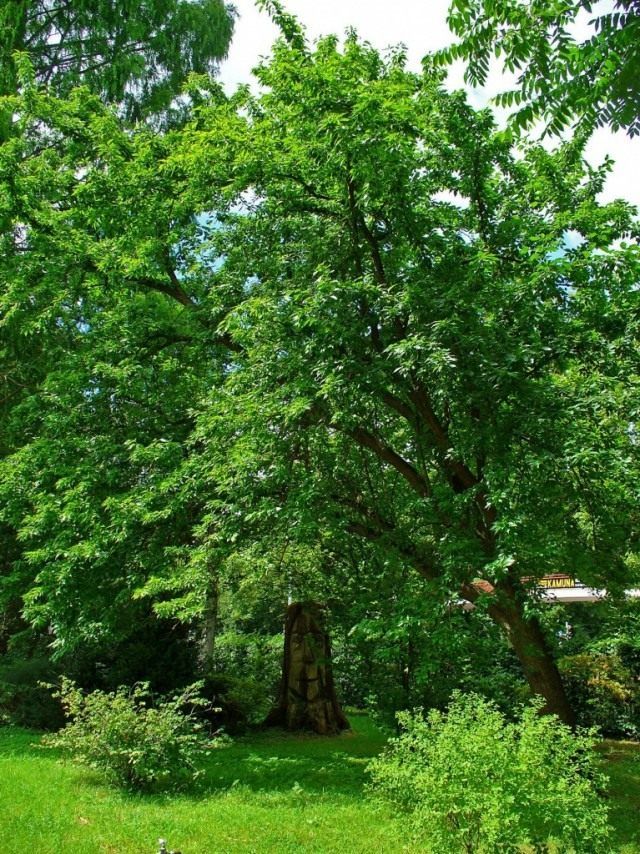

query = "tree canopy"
[[0, 0, 235, 119], [0, 0, 235, 652], [438, 0, 640, 136], [2, 25, 638, 720]]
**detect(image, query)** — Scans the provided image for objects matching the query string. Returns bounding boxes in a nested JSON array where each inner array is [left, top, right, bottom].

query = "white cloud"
[[219, 0, 639, 208]]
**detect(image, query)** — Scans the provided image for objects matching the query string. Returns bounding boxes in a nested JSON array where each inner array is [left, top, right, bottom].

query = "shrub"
[[201, 630, 282, 731], [42, 679, 216, 791], [560, 651, 640, 739], [0, 655, 65, 730], [200, 672, 273, 732], [368, 692, 611, 853]]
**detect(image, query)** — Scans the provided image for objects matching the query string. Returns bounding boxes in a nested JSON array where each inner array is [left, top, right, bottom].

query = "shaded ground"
[[600, 740, 640, 853]]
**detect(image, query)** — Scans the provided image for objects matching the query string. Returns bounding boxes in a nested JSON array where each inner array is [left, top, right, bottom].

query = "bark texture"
[[462, 579, 575, 725], [492, 598, 575, 725], [265, 602, 349, 734]]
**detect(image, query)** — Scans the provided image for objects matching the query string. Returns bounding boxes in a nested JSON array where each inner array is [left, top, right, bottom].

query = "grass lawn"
[[1, 713, 639, 853], [600, 740, 640, 854], [0, 713, 418, 854]]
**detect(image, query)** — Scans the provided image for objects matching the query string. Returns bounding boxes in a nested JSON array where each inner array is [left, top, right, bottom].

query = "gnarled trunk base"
[[265, 602, 349, 735]]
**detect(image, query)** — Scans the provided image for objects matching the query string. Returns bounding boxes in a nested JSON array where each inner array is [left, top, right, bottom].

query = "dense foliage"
[[1, 2, 640, 845], [0, 0, 235, 119], [43, 679, 214, 791], [0, 0, 236, 706], [439, 0, 640, 136], [368, 693, 611, 853], [1, 19, 639, 720], [547, 600, 640, 737]]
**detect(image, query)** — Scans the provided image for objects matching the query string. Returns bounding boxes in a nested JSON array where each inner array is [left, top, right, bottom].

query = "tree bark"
[[199, 577, 218, 668], [265, 602, 349, 735], [480, 583, 575, 725]]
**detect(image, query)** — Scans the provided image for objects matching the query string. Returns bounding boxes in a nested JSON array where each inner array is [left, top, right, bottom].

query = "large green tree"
[[0, 0, 234, 656], [0, 79, 221, 648], [2, 26, 638, 721], [438, 0, 640, 136]]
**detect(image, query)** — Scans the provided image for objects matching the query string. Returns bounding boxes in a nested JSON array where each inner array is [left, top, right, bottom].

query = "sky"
[[217, 0, 639, 209]]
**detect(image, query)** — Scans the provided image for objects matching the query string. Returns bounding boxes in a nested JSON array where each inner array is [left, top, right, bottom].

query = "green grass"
[[0, 713, 419, 854], [600, 740, 640, 853], [0, 716, 639, 853]]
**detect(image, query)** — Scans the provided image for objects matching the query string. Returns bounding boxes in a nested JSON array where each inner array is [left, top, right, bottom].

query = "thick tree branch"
[[141, 333, 195, 357], [358, 211, 387, 286], [348, 426, 431, 498], [135, 275, 196, 308], [345, 174, 387, 285], [345, 174, 366, 279], [273, 172, 334, 202], [409, 384, 479, 493], [381, 389, 416, 423], [125, 276, 242, 353]]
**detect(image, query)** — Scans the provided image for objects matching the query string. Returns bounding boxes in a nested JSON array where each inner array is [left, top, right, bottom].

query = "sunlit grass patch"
[[0, 719, 639, 853]]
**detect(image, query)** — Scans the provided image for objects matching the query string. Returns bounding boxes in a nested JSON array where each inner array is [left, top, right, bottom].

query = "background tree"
[[0, 0, 235, 119], [0, 0, 234, 678], [438, 0, 640, 136], [0, 82, 222, 653]]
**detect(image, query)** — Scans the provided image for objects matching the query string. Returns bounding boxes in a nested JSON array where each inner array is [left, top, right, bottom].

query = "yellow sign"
[[538, 576, 576, 590]]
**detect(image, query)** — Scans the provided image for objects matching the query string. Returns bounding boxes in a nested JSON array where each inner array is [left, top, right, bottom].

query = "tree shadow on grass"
[[196, 715, 388, 798], [599, 741, 640, 850], [200, 746, 367, 797], [0, 727, 47, 758], [0, 716, 389, 804], [607, 771, 640, 847]]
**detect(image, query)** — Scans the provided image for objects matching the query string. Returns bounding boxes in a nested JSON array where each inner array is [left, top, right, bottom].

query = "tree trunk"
[[265, 602, 349, 734], [487, 587, 575, 725], [199, 577, 218, 668]]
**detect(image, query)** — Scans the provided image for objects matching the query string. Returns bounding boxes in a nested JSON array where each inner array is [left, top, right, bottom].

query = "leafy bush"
[[368, 693, 611, 853], [560, 651, 640, 739], [335, 608, 530, 730], [200, 672, 273, 732], [42, 679, 217, 791], [0, 655, 65, 730], [201, 630, 282, 731]]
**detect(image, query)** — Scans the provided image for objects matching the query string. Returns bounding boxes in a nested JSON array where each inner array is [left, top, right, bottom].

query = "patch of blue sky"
[[547, 229, 586, 260]]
